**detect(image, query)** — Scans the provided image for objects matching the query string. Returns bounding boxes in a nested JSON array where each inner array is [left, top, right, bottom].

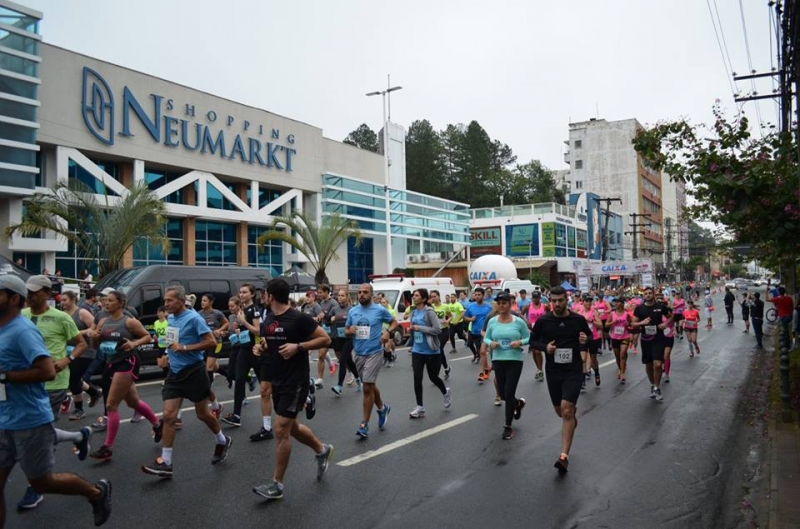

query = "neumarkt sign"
[[81, 67, 297, 172]]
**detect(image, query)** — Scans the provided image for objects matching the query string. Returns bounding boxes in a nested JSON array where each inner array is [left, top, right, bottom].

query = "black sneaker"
[[75, 426, 91, 461], [555, 454, 569, 473], [141, 458, 173, 478], [306, 393, 316, 420], [152, 419, 163, 443], [90, 445, 113, 462], [88, 389, 102, 408], [212, 436, 232, 464], [89, 479, 112, 526], [502, 426, 514, 440], [513, 398, 526, 421], [220, 413, 241, 427], [249, 427, 273, 442]]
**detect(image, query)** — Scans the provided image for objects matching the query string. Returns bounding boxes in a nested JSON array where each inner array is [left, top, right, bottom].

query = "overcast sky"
[[28, 0, 780, 170]]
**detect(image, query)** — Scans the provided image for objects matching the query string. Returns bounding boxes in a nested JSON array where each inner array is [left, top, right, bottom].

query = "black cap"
[[531, 291, 541, 297], [494, 292, 511, 302], [582, 294, 593, 301]]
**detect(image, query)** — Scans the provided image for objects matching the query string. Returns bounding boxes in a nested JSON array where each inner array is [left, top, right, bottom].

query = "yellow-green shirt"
[[431, 303, 451, 329], [449, 302, 464, 324], [22, 307, 79, 392], [154, 319, 168, 349]]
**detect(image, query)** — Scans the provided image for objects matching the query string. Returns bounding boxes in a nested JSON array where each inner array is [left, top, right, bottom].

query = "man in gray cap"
[[17, 275, 92, 510], [0, 275, 111, 526]]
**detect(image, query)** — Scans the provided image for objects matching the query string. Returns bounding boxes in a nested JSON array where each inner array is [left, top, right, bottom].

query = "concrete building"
[[661, 175, 689, 280], [0, 1, 470, 283], [563, 118, 665, 266]]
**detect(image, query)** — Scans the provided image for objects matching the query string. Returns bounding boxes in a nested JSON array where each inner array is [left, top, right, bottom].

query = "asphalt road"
[[5, 292, 768, 528]]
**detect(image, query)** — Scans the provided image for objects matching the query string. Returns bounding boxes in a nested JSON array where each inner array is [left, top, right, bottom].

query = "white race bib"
[[663, 326, 674, 338], [555, 348, 573, 364], [356, 326, 370, 340], [166, 326, 179, 344], [499, 339, 511, 350], [613, 326, 625, 336], [644, 325, 657, 336]]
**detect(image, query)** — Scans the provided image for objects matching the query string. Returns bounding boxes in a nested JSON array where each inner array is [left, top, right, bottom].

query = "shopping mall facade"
[[0, 1, 470, 283]]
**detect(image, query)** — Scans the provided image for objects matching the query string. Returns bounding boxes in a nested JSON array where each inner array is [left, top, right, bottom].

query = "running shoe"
[[450, 347, 457, 354], [649, 386, 656, 399], [444, 367, 451, 380], [69, 408, 86, 421], [315, 444, 334, 481], [493, 396, 502, 406], [513, 398, 526, 421], [90, 479, 112, 526], [390, 353, 397, 362], [88, 389, 102, 408], [306, 392, 316, 420], [250, 427, 274, 442], [328, 361, 336, 375], [409, 405, 426, 418], [443, 388, 452, 409], [620, 374, 626, 384], [212, 436, 233, 464], [60, 395, 72, 414], [248, 375, 257, 392], [221, 413, 241, 427], [331, 385, 343, 396], [314, 378, 324, 389], [211, 403, 224, 420], [664, 375, 670, 384], [345, 373, 356, 386], [90, 444, 113, 462], [595, 372, 601, 387], [502, 426, 514, 440], [617, 370, 621, 380], [555, 453, 569, 473], [17, 487, 43, 511], [253, 481, 283, 500], [477, 371, 490, 382], [355, 378, 363, 393], [695, 346, 701, 355], [141, 458, 173, 478], [91, 415, 107, 432], [152, 419, 164, 443], [75, 426, 91, 461], [654, 388, 664, 402], [535, 371, 544, 382], [356, 421, 369, 439], [377, 403, 390, 430], [130, 411, 143, 423]]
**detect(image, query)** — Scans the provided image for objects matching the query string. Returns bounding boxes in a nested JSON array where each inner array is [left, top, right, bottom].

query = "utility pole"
[[626, 213, 652, 260], [665, 218, 673, 277], [595, 197, 622, 262]]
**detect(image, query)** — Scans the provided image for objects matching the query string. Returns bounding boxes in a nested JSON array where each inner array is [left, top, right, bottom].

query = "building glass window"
[[195, 221, 237, 266], [132, 218, 184, 266], [247, 225, 283, 277], [347, 236, 373, 285], [245, 186, 283, 213], [0, 7, 40, 33], [575, 160, 583, 169], [575, 180, 583, 189], [55, 237, 96, 281], [144, 168, 187, 205], [574, 140, 582, 148], [68, 159, 121, 195], [203, 181, 238, 211], [0, 29, 39, 55]]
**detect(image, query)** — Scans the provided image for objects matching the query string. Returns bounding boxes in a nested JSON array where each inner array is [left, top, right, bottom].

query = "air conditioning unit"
[[407, 255, 419, 264], [420, 255, 429, 263]]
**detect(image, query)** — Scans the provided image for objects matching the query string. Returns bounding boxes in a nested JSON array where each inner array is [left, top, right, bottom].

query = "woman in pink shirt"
[[592, 297, 612, 353], [608, 298, 632, 382], [579, 295, 604, 388], [526, 292, 548, 382]]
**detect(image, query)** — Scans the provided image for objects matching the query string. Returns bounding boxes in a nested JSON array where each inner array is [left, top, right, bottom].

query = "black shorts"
[[673, 313, 684, 322], [271, 378, 309, 419], [545, 368, 584, 406], [588, 338, 601, 355], [107, 353, 141, 379], [611, 338, 629, 350], [640, 339, 666, 364], [162, 362, 211, 403], [742, 313, 750, 321], [664, 337, 675, 349]]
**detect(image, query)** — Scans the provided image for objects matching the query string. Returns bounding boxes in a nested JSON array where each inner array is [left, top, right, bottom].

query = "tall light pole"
[[366, 76, 402, 273]]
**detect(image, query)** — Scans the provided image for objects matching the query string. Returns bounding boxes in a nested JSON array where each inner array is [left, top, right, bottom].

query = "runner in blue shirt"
[[345, 284, 398, 439], [464, 288, 492, 363], [408, 289, 451, 418]]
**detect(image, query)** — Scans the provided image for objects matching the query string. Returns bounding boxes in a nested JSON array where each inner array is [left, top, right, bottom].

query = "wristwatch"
[[297, 344, 306, 354], [0, 372, 7, 383]]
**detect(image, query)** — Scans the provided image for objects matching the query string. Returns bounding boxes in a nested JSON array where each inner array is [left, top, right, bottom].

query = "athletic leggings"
[[335, 339, 359, 386], [493, 360, 524, 427], [233, 346, 261, 417], [438, 329, 450, 369], [69, 357, 96, 395], [467, 333, 482, 357], [449, 323, 465, 348], [412, 353, 447, 406]]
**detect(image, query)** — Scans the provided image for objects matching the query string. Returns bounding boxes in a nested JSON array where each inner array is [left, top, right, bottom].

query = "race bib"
[[336, 327, 345, 338], [99, 341, 117, 354], [356, 326, 370, 340], [644, 325, 657, 336], [322, 324, 331, 335], [239, 332, 251, 345], [685, 320, 698, 329], [229, 333, 240, 345], [555, 348, 573, 364], [613, 326, 625, 336], [663, 326, 673, 338], [414, 332, 424, 344], [499, 339, 511, 350], [596, 309, 605, 314], [588, 323, 594, 332], [166, 327, 179, 344]]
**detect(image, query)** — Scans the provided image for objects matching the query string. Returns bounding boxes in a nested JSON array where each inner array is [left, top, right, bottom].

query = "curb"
[[769, 417, 778, 529]]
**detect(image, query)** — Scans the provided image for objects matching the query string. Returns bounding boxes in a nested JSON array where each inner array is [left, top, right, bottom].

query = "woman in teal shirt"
[[409, 288, 452, 418], [484, 291, 530, 440]]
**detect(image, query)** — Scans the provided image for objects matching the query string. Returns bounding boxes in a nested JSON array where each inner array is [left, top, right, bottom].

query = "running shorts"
[[162, 362, 211, 403], [545, 368, 583, 406], [664, 337, 675, 349], [107, 353, 140, 380], [354, 352, 383, 384], [0, 423, 55, 481], [588, 338, 601, 355], [640, 339, 666, 364], [271, 378, 309, 420], [611, 338, 629, 350]]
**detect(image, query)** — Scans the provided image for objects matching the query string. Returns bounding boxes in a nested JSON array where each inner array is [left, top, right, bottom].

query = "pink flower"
[[710, 163, 719, 172]]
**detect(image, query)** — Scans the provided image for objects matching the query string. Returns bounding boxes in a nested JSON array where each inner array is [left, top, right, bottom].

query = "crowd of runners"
[[0, 272, 792, 526]]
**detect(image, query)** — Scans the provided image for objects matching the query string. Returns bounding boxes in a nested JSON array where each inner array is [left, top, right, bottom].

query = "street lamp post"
[[366, 77, 402, 273]]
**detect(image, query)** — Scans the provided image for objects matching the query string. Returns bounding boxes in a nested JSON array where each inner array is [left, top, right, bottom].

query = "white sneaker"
[[345, 373, 356, 386], [443, 388, 452, 409], [314, 378, 324, 389], [493, 396, 502, 406], [131, 411, 143, 423], [409, 405, 425, 418]]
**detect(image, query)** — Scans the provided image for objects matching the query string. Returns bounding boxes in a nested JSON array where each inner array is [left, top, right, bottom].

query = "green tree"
[[499, 161, 566, 205], [343, 124, 379, 152], [4, 180, 170, 277], [405, 119, 445, 197], [688, 220, 715, 258], [256, 210, 361, 285]]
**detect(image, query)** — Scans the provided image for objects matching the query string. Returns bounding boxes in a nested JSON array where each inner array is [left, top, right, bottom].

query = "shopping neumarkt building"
[[0, 1, 470, 284]]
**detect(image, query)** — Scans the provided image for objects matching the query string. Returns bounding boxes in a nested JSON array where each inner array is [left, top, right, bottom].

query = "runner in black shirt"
[[632, 287, 673, 402], [252, 278, 333, 501], [529, 286, 590, 473]]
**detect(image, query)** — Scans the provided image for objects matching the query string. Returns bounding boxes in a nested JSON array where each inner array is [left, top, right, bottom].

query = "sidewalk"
[[770, 415, 800, 528]]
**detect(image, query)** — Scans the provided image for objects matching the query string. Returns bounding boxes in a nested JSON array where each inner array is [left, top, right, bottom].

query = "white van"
[[473, 279, 540, 297], [370, 275, 457, 344]]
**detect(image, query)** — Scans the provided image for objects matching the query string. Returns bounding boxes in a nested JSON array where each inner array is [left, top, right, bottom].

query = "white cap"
[[25, 275, 52, 292]]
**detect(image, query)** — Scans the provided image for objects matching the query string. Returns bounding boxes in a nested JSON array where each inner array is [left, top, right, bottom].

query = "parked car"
[[734, 278, 749, 290], [725, 279, 736, 289]]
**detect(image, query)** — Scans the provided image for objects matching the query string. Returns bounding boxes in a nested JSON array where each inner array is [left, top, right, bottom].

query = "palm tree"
[[257, 210, 361, 285], [4, 180, 170, 277]]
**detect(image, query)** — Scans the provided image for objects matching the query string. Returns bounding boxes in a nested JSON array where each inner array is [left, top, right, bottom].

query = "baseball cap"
[[25, 274, 52, 292], [494, 292, 511, 302], [0, 275, 27, 298], [100, 287, 115, 296], [531, 291, 541, 297]]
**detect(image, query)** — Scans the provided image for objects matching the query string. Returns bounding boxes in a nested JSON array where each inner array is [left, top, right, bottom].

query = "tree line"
[[344, 120, 565, 208]]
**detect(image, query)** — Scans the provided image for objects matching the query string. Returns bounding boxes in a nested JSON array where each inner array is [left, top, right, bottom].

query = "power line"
[[706, 0, 740, 98], [738, 0, 765, 136]]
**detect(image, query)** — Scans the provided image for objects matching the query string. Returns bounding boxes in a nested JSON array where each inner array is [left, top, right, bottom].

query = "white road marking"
[[117, 394, 261, 425], [336, 413, 479, 467]]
